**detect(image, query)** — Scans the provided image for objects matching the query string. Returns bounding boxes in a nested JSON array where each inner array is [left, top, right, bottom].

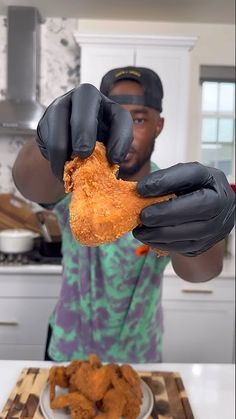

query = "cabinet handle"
[[0, 321, 19, 326], [181, 289, 213, 294]]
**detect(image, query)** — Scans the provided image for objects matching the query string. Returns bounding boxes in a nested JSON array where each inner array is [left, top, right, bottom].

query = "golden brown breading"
[[96, 388, 127, 419], [73, 363, 116, 402], [120, 364, 143, 400], [111, 372, 142, 416], [50, 391, 95, 419], [49, 366, 69, 403], [63, 142, 175, 246], [48, 354, 144, 419]]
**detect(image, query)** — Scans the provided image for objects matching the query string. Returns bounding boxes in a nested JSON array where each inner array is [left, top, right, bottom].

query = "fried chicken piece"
[[48, 356, 146, 419], [120, 364, 143, 401], [49, 366, 70, 403], [111, 371, 142, 419], [50, 391, 95, 419], [66, 360, 84, 377], [94, 388, 127, 419], [88, 353, 102, 369], [65, 360, 84, 392], [73, 363, 116, 402], [64, 142, 175, 246], [68, 355, 102, 393]]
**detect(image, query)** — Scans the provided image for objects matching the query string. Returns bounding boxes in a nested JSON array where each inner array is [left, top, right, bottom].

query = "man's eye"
[[133, 118, 144, 125]]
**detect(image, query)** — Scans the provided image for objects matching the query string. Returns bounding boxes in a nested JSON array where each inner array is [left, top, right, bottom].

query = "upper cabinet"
[[74, 34, 197, 169]]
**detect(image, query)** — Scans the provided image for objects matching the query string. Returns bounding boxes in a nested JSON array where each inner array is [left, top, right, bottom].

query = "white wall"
[[77, 19, 235, 161]]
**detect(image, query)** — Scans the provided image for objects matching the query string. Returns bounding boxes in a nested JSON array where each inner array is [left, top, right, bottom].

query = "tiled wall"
[[0, 17, 80, 198]]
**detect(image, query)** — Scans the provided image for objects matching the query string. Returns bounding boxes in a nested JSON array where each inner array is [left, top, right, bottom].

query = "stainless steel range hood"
[[0, 6, 45, 136]]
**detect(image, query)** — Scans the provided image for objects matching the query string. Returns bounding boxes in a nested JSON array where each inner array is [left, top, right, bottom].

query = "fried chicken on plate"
[[48, 354, 144, 419], [64, 142, 175, 246]]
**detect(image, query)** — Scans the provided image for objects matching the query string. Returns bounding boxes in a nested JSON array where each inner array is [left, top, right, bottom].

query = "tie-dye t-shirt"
[[48, 163, 170, 363]]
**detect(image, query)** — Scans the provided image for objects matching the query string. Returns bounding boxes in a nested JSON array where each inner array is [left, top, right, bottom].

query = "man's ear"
[[156, 117, 164, 136]]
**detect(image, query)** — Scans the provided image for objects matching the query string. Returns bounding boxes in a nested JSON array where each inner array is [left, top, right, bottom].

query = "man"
[[12, 66, 235, 363]]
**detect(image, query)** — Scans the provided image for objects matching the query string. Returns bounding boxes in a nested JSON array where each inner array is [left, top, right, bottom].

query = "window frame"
[[199, 65, 235, 180]]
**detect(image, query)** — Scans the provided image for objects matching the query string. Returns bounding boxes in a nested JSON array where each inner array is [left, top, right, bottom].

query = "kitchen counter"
[[0, 361, 234, 419], [0, 263, 62, 274], [0, 255, 234, 277]]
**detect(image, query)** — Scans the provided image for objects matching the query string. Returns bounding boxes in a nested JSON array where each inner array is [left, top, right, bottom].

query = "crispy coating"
[[51, 391, 95, 418], [73, 363, 116, 402], [88, 353, 102, 369], [49, 366, 69, 403], [96, 388, 127, 419], [111, 373, 142, 419], [48, 354, 144, 418], [63, 142, 175, 246], [121, 364, 143, 400]]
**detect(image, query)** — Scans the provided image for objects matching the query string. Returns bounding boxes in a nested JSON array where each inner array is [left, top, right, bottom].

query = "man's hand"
[[36, 84, 133, 179], [133, 162, 235, 256]]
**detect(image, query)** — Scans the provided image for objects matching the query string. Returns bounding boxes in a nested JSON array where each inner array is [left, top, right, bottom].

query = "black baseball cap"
[[100, 66, 164, 112]]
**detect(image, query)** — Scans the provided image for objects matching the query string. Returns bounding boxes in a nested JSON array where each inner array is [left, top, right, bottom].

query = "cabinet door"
[[162, 300, 235, 363], [0, 344, 45, 360], [0, 298, 57, 345], [77, 35, 195, 169], [136, 48, 190, 169], [80, 46, 135, 88]]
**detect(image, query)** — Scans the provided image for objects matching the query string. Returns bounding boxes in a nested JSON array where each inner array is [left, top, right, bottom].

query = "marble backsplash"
[[0, 16, 80, 201]]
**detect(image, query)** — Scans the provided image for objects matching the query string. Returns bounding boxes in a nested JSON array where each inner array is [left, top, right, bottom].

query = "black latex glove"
[[133, 163, 235, 256], [36, 83, 133, 179]]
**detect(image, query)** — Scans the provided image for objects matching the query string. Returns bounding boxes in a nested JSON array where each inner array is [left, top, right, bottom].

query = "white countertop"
[[0, 361, 234, 419], [0, 263, 63, 274]]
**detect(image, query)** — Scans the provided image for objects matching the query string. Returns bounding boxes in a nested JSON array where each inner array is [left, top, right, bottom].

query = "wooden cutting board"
[[0, 368, 195, 419], [0, 194, 40, 233]]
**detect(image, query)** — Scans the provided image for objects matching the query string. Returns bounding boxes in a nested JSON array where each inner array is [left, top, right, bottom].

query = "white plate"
[[40, 379, 153, 419]]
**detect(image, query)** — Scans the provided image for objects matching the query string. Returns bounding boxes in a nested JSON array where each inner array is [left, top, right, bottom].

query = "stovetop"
[[0, 249, 62, 266]]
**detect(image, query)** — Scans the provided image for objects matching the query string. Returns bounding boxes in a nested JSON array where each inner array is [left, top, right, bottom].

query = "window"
[[200, 66, 235, 181]]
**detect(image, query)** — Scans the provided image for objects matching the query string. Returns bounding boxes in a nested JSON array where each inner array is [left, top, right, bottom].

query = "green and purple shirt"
[[48, 163, 170, 363]]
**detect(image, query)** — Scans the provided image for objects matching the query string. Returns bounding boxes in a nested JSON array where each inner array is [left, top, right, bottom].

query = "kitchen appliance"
[[0, 6, 45, 135], [0, 193, 62, 240], [0, 249, 61, 265], [0, 193, 62, 263], [39, 240, 62, 258], [0, 228, 38, 254]]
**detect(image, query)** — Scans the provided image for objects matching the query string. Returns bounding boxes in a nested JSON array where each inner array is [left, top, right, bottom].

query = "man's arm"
[[12, 139, 65, 204], [170, 240, 225, 283], [134, 163, 234, 283]]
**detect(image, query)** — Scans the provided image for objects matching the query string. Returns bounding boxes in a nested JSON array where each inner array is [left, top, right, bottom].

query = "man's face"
[[108, 80, 164, 177]]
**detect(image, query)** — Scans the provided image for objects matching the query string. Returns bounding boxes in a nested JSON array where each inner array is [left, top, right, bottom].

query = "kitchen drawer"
[[0, 344, 45, 360], [162, 299, 235, 363], [0, 298, 57, 345], [162, 275, 234, 302], [0, 273, 61, 298]]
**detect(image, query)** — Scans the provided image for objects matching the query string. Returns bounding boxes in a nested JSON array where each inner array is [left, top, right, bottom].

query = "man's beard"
[[118, 137, 155, 177]]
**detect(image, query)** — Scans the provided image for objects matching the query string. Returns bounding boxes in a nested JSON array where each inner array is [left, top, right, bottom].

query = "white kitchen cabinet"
[[74, 33, 197, 169], [162, 261, 235, 363], [0, 267, 62, 360], [0, 261, 234, 363]]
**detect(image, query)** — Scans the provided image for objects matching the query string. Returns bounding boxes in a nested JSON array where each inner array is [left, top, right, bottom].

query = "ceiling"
[[0, 0, 235, 24]]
